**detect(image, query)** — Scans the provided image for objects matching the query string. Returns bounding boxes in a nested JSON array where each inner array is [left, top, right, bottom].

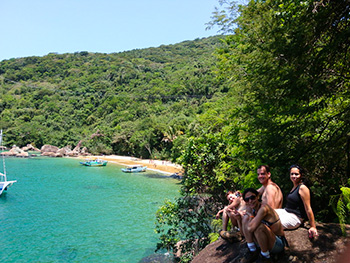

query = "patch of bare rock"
[[0, 141, 90, 158], [191, 223, 350, 263]]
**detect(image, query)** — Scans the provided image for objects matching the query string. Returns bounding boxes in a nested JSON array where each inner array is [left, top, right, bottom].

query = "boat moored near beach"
[[121, 165, 147, 173], [80, 159, 108, 167]]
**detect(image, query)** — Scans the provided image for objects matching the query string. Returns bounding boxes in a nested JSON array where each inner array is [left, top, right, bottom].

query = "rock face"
[[40, 143, 90, 157], [191, 223, 350, 263], [0, 145, 25, 156], [41, 145, 60, 153], [1, 143, 90, 158], [0, 144, 41, 157], [1, 141, 91, 158], [22, 144, 40, 152]]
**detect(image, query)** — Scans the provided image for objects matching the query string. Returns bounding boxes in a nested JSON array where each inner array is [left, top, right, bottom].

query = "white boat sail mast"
[[0, 129, 16, 195]]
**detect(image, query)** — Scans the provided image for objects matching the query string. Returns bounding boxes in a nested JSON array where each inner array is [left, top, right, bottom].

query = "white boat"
[[121, 165, 147, 173], [0, 130, 16, 196]]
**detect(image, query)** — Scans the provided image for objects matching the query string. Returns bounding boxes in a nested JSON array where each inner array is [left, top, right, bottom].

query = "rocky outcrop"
[[0, 144, 40, 157], [57, 146, 72, 156], [191, 223, 350, 263], [40, 143, 90, 157], [72, 140, 83, 156], [1, 142, 91, 158], [0, 145, 25, 157], [41, 145, 60, 153], [22, 144, 40, 152], [16, 152, 29, 158]]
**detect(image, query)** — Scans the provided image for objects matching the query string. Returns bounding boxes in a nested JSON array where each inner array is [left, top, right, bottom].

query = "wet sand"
[[79, 155, 183, 175]]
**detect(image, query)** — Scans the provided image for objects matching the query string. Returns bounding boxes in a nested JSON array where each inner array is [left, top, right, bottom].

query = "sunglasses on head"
[[244, 195, 256, 202]]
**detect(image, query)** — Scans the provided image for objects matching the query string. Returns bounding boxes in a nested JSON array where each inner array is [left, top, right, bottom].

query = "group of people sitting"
[[215, 164, 318, 263]]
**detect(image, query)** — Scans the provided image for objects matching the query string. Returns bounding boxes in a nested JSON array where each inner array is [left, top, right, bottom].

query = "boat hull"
[[0, 180, 17, 196], [121, 166, 147, 173], [80, 160, 108, 167]]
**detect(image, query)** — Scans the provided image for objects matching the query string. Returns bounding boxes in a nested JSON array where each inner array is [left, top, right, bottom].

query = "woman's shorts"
[[275, 208, 302, 230], [270, 235, 285, 254]]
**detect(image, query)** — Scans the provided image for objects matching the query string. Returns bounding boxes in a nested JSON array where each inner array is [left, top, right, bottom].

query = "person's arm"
[[299, 185, 318, 238], [215, 208, 225, 219], [247, 205, 267, 232], [226, 200, 238, 210], [216, 202, 235, 219], [216, 198, 235, 219]]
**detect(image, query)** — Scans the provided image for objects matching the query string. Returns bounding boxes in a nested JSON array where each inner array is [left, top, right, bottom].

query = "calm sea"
[[0, 157, 180, 262]]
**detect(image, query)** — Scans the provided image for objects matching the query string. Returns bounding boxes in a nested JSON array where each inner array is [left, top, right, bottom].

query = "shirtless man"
[[241, 188, 286, 262], [257, 165, 283, 209]]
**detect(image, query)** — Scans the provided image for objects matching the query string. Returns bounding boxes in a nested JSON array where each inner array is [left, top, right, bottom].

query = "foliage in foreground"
[[330, 181, 350, 233], [155, 196, 219, 262]]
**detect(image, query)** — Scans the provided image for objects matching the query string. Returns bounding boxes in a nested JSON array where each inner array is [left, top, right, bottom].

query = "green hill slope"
[[0, 36, 224, 158]]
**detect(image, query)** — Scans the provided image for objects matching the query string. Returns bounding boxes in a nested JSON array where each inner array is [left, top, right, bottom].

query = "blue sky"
[[0, 0, 220, 61]]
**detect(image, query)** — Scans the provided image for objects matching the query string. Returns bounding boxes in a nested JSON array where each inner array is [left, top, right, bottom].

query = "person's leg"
[[227, 211, 239, 229], [240, 215, 259, 263], [270, 236, 285, 254], [253, 224, 276, 258], [242, 215, 257, 251], [222, 210, 229, 231], [242, 215, 254, 243]]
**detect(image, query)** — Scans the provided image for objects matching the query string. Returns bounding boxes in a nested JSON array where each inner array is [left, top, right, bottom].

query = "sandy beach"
[[79, 155, 183, 175]]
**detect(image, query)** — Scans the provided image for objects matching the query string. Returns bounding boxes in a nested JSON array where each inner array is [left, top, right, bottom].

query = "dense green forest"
[[1, 0, 350, 261], [0, 36, 224, 158]]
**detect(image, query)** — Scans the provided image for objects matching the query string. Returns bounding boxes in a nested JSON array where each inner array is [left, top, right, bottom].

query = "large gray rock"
[[191, 223, 350, 263], [10, 145, 24, 154], [16, 152, 29, 158], [0, 151, 15, 156], [41, 145, 59, 153], [57, 146, 72, 156], [22, 144, 40, 152], [72, 140, 83, 154]]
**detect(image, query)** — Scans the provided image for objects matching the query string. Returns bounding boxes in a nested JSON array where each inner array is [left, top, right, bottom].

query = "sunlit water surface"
[[0, 157, 180, 262]]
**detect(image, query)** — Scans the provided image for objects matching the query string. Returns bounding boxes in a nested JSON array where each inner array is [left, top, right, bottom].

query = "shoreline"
[[77, 155, 183, 176]]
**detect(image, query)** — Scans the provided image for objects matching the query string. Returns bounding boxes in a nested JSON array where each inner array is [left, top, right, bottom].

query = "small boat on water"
[[80, 159, 108, 167], [0, 129, 17, 196], [121, 165, 147, 173]]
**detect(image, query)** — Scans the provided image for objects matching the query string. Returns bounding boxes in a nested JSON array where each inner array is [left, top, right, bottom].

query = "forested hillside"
[[0, 36, 224, 158]]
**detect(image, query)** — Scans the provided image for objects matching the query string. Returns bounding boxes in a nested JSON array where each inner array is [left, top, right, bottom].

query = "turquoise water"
[[0, 157, 180, 262]]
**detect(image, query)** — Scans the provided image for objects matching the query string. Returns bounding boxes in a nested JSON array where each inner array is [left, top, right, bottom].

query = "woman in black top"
[[275, 165, 318, 238]]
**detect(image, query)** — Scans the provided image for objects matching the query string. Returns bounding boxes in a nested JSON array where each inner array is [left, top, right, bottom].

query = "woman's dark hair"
[[289, 164, 306, 182], [243, 188, 262, 202]]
